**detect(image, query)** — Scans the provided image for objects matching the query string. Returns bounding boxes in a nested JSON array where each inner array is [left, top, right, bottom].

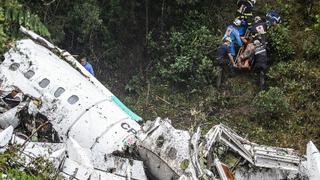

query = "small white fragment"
[[66, 137, 93, 170], [0, 107, 19, 129], [307, 141, 320, 180], [0, 125, 13, 147], [50, 147, 66, 159]]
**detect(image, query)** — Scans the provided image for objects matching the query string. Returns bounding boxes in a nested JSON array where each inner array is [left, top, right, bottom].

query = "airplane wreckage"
[[0, 27, 319, 180]]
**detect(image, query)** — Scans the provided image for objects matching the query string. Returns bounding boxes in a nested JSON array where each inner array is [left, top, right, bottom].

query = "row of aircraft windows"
[[10, 63, 79, 105]]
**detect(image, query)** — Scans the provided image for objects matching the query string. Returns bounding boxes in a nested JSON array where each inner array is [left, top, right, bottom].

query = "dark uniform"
[[215, 44, 231, 66], [250, 21, 268, 45], [253, 44, 268, 72], [253, 44, 268, 89], [215, 43, 233, 88], [236, 0, 254, 27]]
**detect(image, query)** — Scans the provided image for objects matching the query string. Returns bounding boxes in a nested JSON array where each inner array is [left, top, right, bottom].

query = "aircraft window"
[[39, 78, 50, 88], [24, 70, 35, 79], [9, 63, 20, 71], [67, 95, 79, 105], [54, 87, 65, 98]]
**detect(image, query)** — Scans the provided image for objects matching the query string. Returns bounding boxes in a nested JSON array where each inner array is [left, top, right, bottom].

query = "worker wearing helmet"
[[237, 0, 256, 14], [215, 37, 235, 66], [252, 39, 268, 89], [250, 16, 268, 45], [266, 10, 281, 27], [223, 18, 244, 60], [236, 0, 256, 31], [214, 37, 235, 88]]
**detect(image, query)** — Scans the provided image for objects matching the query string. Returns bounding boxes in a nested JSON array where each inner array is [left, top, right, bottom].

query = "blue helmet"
[[266, 10, 281, 25]]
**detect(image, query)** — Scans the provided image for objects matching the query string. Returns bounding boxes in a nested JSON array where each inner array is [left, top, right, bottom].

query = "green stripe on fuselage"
[[111, 95, 142, 122]]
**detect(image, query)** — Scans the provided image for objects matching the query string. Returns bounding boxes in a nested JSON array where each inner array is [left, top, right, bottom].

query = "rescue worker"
[[250, 16, 268, 45], [214, 37, 235, 88], [80, 57, 95, 76], [223, 18, 243, 61], [236, 0, 256, 35], [252, 39, 268, 89], [266, 10, 281, 28]]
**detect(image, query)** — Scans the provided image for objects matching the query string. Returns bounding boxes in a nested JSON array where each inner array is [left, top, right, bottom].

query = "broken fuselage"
[[0, 39, 141, 155]]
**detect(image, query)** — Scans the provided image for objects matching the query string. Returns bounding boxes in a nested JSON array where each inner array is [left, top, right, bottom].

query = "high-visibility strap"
[[255, 49, 266, 55]]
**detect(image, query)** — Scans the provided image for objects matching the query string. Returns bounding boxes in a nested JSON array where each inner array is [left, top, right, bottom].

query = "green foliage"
[[268, 25, 295, 62], [0, 146, 57, 179], [252, 87, 290, 123], [0, 0, 50, 54], [302, 13, 320, 59], [67, 0, 102, 43], [3, 0, 50, 37], [0, 7, 7, 50], [150, 26, 220, 87], [302, 30, 320, 59], [268, 60, 320, 109], [314, 14, 320, 30], [125, 75, 145, 94]]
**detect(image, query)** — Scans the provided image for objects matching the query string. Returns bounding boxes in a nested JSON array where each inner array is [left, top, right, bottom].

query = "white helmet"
[[254, 16, 262, 23], [233, 18, 242, 26], [224, 36, 232, 42], [250, 0, 256, 5]]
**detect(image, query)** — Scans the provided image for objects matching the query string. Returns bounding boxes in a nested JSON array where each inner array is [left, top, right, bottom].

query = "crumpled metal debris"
[[0, 126, 147, 179], [136, 118, 318, 180]]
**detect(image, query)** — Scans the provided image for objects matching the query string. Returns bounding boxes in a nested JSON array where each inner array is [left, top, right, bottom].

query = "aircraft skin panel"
[[67, 100, 136, 149], [307, 141, 320, 180], [91, 119, 140, 154], [0, 66, 42, 98]]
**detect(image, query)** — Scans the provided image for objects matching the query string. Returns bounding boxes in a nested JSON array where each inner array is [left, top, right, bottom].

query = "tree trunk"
[[145, 0, 149, 45]]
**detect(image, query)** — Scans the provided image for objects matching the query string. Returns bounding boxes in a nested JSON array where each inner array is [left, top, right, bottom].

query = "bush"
[[267, 60, 320, 109], [150, 25, 220, 88], [268, 25, 295, 62], [302, 14, 320, 59], [252, 87, 290, 123], [302, 31, 320, 60]]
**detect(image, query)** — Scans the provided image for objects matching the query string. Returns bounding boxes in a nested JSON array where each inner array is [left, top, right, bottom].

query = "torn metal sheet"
[[92, 152, 147, 180], [307, 141, 320, 180], [190, 127, 205, 178], [137, 118, 198, 180], [0, 106, 19, 128], [0, 127, 146, 180], [0, 126, 13, 148], [234, 166, 301, 180], [214, 158, 229, 180], [253, 145, 300, 171], [60, 158, 93, 179], [60, 138, 147, 179]]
